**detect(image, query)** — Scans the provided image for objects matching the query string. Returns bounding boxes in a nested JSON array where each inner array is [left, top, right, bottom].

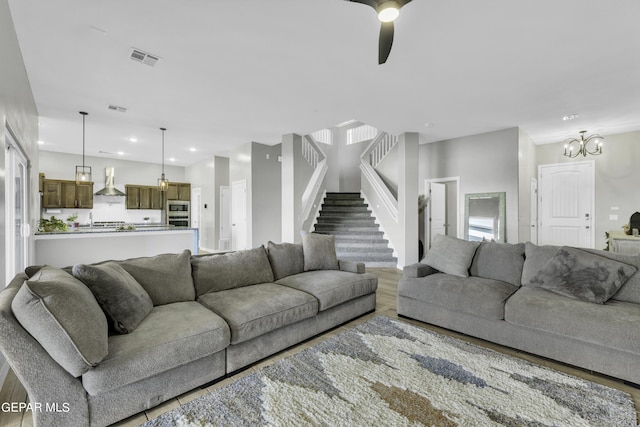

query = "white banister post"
[[397, 132, 419, 266]]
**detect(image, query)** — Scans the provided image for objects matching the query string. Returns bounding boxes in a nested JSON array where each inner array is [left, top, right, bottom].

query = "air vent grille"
[[107, 105, 127, 113], [130, 48, 160, 67]]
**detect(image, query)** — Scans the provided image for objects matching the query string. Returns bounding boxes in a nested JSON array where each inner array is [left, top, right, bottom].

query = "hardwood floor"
[[1, 267, 638, 426]]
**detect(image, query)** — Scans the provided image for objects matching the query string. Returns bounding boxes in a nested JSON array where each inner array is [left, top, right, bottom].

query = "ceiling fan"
[[347, 0, 413, 64]]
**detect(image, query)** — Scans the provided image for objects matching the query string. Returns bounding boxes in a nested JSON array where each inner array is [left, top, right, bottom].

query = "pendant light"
[[158, 127, 169, 191], [75, 111, 92, 184]]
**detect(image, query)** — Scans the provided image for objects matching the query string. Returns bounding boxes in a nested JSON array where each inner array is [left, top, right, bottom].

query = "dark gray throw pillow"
[[11, 266, 108, 377], [267, 241, 304, 280], [423, 235, 480, 278], [73, 262, 154, 334], [530, 246, 638, 304], [302, 233, 339, 271]]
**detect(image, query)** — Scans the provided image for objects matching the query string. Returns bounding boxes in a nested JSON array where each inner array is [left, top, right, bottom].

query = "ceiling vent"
[[130, 48, 160, 67], [107, 105, 127, 113]]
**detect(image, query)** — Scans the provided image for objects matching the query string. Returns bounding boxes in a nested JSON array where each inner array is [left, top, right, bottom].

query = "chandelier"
[[563, 130, 604, 158]]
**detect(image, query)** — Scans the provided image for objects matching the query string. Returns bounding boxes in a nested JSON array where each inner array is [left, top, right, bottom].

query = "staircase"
[[313, 193, 397, 267]]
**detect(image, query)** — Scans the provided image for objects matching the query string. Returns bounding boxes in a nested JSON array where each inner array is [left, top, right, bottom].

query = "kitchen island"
[[34, 226, 199, 267]]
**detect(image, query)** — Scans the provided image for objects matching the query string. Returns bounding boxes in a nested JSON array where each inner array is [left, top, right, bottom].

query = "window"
[[346, 124, 378, 145], [310, 129, 332, 145]]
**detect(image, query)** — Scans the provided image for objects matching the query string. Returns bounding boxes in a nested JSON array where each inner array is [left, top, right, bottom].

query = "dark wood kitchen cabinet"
[[167, 182, 191, 201], [126, 185, 164, 209], [42, 179, 93, 209]]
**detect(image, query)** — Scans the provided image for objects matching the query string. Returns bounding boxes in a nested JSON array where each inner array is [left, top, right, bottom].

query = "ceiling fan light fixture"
[[377, 1, 400, 22]]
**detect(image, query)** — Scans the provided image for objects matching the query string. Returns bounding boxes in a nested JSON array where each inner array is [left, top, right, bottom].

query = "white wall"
[[38, 151, 186, 224], [420, 128, 521, 243], [518, 128, 537, 242], [536, 130, 640, 250], [251, 142, 281, 246], [0, 0, 40, 386]]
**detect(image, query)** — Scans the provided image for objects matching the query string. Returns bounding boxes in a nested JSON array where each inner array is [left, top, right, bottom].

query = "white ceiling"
[[8, 0, 640, 166]]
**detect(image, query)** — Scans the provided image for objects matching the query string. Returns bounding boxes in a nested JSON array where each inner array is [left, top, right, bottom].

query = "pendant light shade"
[[158, 127, 169, 191], [75, 111, 92, 184]]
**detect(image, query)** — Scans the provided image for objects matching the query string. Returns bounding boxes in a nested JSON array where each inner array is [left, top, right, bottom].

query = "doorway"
[[231, 180, 248, 250], [538, 161, 595, 248], [219, 186, 231, 250], [424, 177, 460, 250], [5, 126, 30, 284]]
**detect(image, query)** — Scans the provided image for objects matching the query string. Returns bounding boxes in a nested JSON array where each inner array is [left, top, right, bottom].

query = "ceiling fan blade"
[[378, 21, 394, 64], [348, 0, 377, 9], [397, 0, 413, 6]]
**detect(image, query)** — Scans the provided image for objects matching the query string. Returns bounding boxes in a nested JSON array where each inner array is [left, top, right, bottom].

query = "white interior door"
[[530, 178, 538, 244], [191, 187, 201, 248], [429, 182, 447, 247], [231, 180, 247, 250], [219, 186, 231, 250], [538, 162, 594, 248]]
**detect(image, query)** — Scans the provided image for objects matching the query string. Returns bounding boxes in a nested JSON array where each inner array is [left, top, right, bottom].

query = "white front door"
[[231, 180, 248, 250], [538, 162, 594, 248], [429, 182, 447, 247]]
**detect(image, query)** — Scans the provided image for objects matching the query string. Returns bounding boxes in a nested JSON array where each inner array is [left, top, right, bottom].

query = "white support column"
[[397, 132, 419, 266], [281, 133, 303, 242]]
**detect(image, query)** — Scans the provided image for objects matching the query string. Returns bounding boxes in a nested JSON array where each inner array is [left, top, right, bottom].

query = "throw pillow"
[[72, 262, 154, 334], [116, 250, 195, 305], [191, 246, 275, 296], [302, 233, 339, 271], [529, 246, 638, 304], [469, 241, 525, 286], [11, 266, 108, 377], [423, 235, 480, 277], [267, 241, 304, 280], [521, 242, 560, 287]]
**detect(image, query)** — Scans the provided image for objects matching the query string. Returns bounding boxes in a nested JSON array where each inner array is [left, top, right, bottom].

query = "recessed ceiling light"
[[169, 157, 176, 162], [129, 137, 138, 143], [117, 151, 124, 155], [189, 148, 196, 152], [37, 140, 44, 145], [424, 123, 433, 128], [562, 114, 579, 121]]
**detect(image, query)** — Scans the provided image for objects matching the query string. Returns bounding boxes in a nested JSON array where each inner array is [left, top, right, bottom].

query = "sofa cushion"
[[82, 301, 230, 395], [398, 273, 518, 320], [505, 286, 640, 355], [11, 266, 108, 377], [72, 262, 153, 334], [521, 242, 560, 287], [115, 250, 195, 306], [191, 246, 275, 296], [529, 247, 637, 304], [423, 235, 480, 278], [267, 241, 304, 280], [198, 283, 318, 345], [302, 233, 339, 271], [469, 241, 525, 287], [276, 270, 378, 311]]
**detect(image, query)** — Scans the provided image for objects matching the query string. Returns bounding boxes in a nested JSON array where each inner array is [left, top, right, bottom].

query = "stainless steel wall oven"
[[167, 200, 190, 227]]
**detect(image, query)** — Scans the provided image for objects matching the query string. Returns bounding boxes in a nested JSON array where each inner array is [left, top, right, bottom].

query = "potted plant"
[[67, 212, 79, 229], [38, 216, 68, 233]]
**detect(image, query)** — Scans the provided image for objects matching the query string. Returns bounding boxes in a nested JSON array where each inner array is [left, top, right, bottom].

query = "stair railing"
[[360, 132, 398, 222], [301, 135, 328, 226]]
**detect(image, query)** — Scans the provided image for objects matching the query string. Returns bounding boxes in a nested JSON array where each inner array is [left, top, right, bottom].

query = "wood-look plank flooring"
[[1, 267, 638, 426]]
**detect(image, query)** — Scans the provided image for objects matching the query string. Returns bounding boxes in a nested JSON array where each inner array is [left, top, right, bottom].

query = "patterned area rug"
[[143, 316, 638, 426]]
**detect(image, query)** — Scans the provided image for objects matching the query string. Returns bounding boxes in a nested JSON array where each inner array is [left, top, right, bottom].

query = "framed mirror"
[[464, 192, 506, 243]]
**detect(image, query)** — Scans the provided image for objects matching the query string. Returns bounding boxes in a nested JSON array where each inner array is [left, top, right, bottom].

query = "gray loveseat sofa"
[[398, 234, 640, 385], [0, 235, 377, 427]]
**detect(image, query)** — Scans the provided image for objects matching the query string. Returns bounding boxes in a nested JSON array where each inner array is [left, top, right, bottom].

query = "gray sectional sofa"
[[398, 234, 640, 385], [0, 234, 377, 427]]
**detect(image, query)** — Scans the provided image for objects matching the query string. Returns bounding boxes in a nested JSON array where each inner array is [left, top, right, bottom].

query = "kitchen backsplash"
[[42, 196, 163, 225]]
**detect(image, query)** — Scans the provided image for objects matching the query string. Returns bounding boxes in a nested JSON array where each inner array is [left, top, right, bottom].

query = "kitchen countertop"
[[35, 225, 197, 235]]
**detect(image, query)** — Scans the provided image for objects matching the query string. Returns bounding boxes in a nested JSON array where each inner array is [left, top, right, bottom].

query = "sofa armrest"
[[338, 260, 366, 274], [403, 263, 437, 278]]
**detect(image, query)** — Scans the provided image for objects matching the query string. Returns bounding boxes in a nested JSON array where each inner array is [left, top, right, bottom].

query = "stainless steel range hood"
[[95, 167, 126, 196]]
